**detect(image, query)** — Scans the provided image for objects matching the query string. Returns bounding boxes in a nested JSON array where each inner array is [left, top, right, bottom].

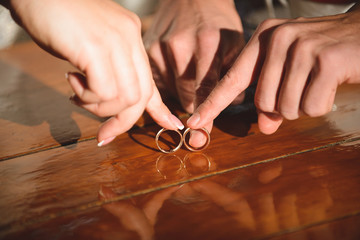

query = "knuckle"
[[120, 83, 142, 107], [125, 11, 141, 29], [91, 104, 109, 118], [183, 102, 194, 114], [278, 108, 299, 120], [317, 46, 338, 69], [180, 96, 194, 114], [117, 12, 141, 38], [254, 96, 274, 113], [271, 24, 294, 46], [258, 18, 278, 31], [147, 42, 161, 56], [124, 91, 141, 107], [294, 37, 314, 54], [196, 28, 219, 46], [166, 32, 189, 51], [302, 104, 329, 117], [93, 88, 117, 102], [96, 111, 109, 118]]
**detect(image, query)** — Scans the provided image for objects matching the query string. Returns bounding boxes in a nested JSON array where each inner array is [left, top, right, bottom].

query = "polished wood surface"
[[1, 42, 360, 240], [0, 43, 102, 159]]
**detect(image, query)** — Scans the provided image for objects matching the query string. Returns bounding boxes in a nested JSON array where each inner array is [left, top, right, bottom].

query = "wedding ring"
[[155, 128, 183, 153], [183, 128, 210, 152]]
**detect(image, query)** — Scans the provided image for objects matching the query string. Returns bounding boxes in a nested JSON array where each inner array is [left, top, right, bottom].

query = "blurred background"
[[0, 0, 354, 49]]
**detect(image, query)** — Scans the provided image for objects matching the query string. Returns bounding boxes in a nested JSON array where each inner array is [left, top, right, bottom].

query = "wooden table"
[[1, 42, 360, 240]]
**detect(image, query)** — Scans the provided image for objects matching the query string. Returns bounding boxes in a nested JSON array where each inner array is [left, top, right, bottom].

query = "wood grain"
[[0, 42, 102, 159], [3, 141, 360, 240], [1, 42, 360, 240]]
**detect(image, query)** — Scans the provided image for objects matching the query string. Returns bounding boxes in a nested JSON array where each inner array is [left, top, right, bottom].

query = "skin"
[[3, 0, 184, 146], [143, 0, 245, 147], [188, 3, 360, 137], [5, 0, 358, 147]]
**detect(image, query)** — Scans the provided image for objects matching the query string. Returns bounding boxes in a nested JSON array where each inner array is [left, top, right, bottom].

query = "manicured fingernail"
[[187, 112, 200, 127], [332, 104, 337, 112], [97, 136, 116, 147], [170, 114, 184, 130], [65, 72, 69, 80]]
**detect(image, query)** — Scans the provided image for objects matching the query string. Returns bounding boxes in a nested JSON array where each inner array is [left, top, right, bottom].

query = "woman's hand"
[[6, 0, 184, 145], [143, 0, 245, 147]]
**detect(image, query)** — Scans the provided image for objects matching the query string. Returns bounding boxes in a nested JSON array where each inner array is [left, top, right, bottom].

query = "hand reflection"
[[99, 185, 180, 240], [99, 153, 216, 240], [99, 153, 256, 238], [100, 155, 335, 238]]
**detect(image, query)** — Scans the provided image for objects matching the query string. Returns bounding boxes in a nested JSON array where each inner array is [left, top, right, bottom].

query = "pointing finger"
[[146, 84, 184, 131], [187, 40, 260, 129]]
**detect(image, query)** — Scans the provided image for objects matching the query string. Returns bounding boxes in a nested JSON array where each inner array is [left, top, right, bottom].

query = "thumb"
[[188, 121, 213, 148], [257, 111, 283, 135]]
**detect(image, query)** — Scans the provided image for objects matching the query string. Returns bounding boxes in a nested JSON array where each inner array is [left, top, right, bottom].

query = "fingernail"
[[98, 136, 116, 147], [65, 72, 69, 80], [170, 114, 184, 130], [187, 112, 200, 127], [332, 104, 337, 112]]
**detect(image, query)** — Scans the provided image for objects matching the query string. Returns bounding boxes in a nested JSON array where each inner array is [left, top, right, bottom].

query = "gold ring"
[[182, 128, 210, 152], [155, 128, 183, 153]]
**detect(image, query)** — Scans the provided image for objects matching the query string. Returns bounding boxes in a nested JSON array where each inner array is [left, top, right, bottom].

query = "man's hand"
[[143, 0, 245, 147], [188, 5, 360, 135]]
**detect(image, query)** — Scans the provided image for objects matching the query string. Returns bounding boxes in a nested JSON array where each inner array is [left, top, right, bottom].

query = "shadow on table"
[[0, 60, 103, 147], [214, 84, 258, 138]]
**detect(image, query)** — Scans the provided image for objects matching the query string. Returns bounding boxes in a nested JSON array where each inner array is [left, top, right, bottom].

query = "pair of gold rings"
[[155, 127, 210, 153]]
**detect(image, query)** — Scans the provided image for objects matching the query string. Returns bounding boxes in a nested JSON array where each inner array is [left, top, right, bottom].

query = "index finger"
[[187, 40, 260, 129], [146, 84, 184, 131]]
